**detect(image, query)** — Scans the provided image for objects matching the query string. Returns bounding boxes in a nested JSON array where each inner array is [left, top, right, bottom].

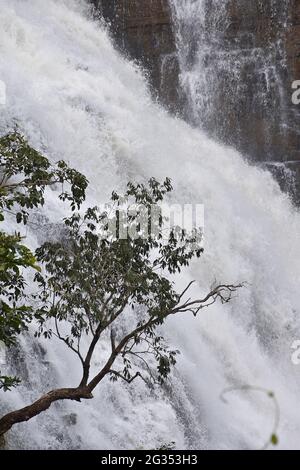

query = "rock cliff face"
[[171, 0, 300, 161], [285, 0, 300, 194], [91, 0, 181, 113], [224, 0, 300, 164], [91, 0, 300, 200], [223, 0, 300, 200]]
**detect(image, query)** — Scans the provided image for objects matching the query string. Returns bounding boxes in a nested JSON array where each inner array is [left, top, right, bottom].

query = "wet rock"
[[90, 0, 182, 114], [90, 1, 300, 200], [62, 413, 78, 426]]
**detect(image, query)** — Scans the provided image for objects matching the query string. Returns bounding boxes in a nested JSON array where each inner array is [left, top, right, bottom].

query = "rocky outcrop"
[[221, 0, 300, 200], [169, 0, 299, 166], [91, 0, 181, 113], [91, 0, 300, 201], [224, 0, 300, 164], [174, 0, 300, 201], [288, 1, 300, 83], [280, 0, 300, 201]]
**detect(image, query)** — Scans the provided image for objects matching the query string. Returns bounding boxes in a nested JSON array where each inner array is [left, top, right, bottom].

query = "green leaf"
[[16, 212, 22, 224], [0, 132, 88, 385]]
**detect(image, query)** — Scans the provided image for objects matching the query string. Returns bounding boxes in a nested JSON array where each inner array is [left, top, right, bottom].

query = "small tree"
[[0, 132, 87, 390], [0, 175, 241, 437]]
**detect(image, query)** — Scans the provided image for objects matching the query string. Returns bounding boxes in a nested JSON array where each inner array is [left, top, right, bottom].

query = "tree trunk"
[[0, 387, 93, 437]]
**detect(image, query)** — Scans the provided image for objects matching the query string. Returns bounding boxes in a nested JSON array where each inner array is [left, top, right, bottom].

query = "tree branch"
[[0, 387, 93, 437], [0, 283, 243, 437], [53, 316, 84, 366], [87, 283, 243, 392], [109, 370, 143, 384]]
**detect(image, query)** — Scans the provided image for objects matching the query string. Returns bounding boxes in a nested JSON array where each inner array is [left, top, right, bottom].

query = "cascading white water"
[[1, 0, 300, 450], [169, 0, 291, 161]]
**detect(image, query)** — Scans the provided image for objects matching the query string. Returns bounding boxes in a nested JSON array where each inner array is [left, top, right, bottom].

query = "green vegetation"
[[0, 133, 240, 437], [0, 132, 87, 390]]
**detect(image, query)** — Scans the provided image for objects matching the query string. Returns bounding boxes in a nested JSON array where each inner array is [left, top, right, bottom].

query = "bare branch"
[[110, 328, 116, 353], [87, 283, 244, 392], [109, 371, 144, 384], [170, 283, 244, 316], [178, 280, 195, 300], [125, 351, 159, 384], [53, 316, 84, 366]]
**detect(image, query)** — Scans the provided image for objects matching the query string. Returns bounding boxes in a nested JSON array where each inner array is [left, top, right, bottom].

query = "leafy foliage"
[[0, 132, 87, 390], [0, 136, 241, 436], [0, 232, 37, 343], [0, 132, 87, 223], [33, 178, 238, 387], [0, 373, 21, 393]]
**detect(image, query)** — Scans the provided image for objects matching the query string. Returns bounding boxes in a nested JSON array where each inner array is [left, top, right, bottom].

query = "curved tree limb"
[[0, 283, 242, 437]]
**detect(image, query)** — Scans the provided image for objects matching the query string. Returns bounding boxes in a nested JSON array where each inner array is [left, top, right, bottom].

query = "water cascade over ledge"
[[0, 0, 300, 450]]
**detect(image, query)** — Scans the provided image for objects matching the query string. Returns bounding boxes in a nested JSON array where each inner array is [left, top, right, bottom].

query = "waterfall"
[[169, 0, 292, 162], [1, 0, 300, 450]]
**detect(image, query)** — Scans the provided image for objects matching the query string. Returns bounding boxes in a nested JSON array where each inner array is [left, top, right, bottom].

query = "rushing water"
[[1, 0, 300, 450], [169, 0, 292, 162]]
